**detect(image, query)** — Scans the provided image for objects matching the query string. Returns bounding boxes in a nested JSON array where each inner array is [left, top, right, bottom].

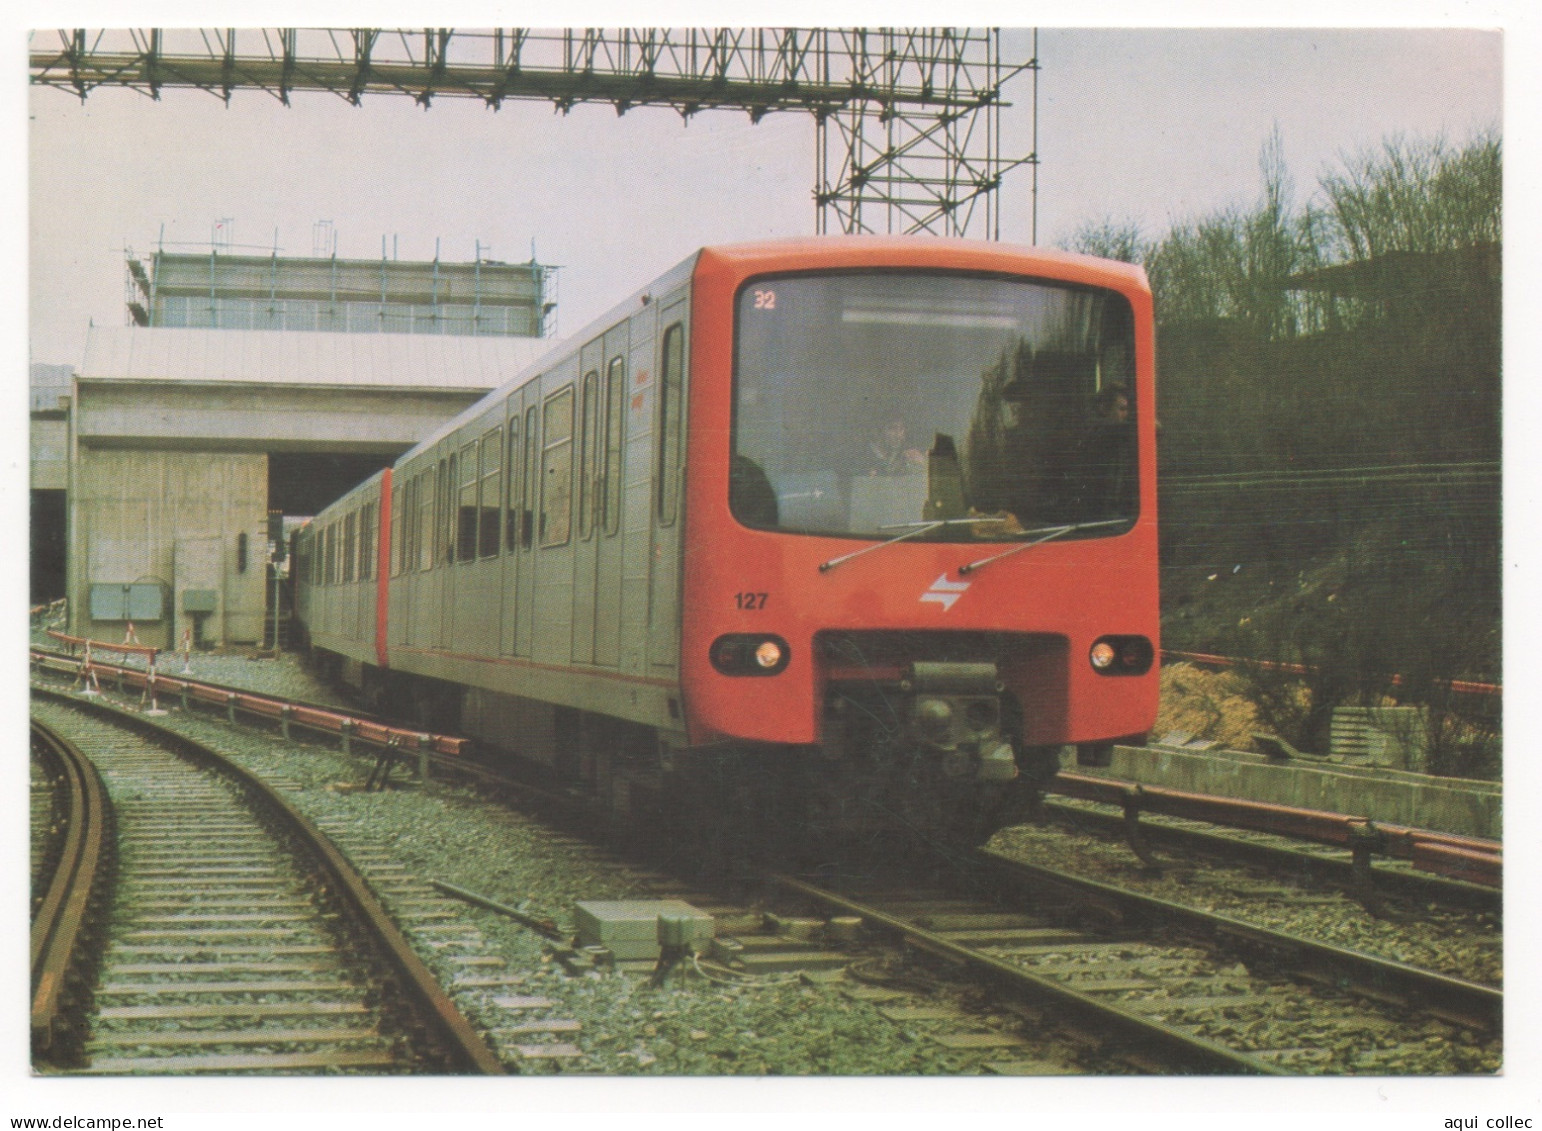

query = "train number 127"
[[734, 591, 768, 610]]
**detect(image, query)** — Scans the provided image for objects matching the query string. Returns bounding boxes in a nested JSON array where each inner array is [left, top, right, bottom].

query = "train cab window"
[[541, 387, 575, 546], [658, 322, 685, 525], [457, 442, 478, 563], [579, 371, 600, 539], [479, 428, 502, 558], [604, 356, 625, 535], [732, 273, 1138, 542]]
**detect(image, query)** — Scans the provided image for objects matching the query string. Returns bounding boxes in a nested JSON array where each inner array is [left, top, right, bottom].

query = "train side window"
[[342, 512, 356, 583], [521, 409, 539, 549], [579, 371, 600, 540], [323, 524, 335, 586], [505, 424, 521, 551], [457, 442, 478, 563], [441, 455, 456, 563], [418, 466, 436, 572], [541, 386, 575, 547], [604, 356, 625, 535], [359, 502, 375, 581], [390, 482, 404, 576], [479, 428, 502, 558], [657, 322, 685, 525]]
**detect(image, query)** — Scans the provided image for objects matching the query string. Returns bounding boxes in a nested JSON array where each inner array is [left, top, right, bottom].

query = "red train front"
[[677, 239, 1158, 834]]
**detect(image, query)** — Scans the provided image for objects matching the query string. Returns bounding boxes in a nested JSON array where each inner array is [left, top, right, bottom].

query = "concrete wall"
[[30, 416, 69, 490], [76, 381, 483, 454], [1092, 744, 1501, 839], [70, 449, 269, 648]]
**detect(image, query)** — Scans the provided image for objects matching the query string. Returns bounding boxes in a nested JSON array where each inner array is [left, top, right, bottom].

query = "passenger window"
[[457, 442, 478, 563], [418, 466, 436, 572], [439, 457, 453, 564], [505, 424, 521, 552], [342, 514, 356, 583], [579, 371, 600, 539], [658, 322, 685, 525], [359, 503, 374, 581], [604, 356, 625, 535], [541, 387, 575, 546], [522, 408, 539, 549], [479, 429, 502, 558]]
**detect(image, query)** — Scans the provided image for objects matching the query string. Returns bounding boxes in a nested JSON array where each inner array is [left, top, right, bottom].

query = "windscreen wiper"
[[819, 517, 1007, 573], [958, 517, 1131, 575]]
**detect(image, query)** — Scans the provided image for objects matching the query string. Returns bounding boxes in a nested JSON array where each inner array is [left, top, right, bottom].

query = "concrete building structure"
[[65, 325, 544, 650], [42, 245, 556, 651]]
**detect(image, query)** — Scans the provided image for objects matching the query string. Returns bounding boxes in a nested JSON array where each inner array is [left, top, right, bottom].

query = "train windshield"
[[731, 271, 1139, 542]]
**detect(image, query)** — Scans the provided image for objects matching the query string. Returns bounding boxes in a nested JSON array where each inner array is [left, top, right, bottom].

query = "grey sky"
[[27, 25, 1503, 369]]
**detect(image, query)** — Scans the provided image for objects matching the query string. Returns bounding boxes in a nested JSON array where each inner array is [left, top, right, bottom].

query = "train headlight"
[[711, 634, 792, 676], [1089, 635, 1154, 676]]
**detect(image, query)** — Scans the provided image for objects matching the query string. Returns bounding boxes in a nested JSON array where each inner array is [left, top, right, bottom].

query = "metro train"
[[293, 236, 1158, 844]]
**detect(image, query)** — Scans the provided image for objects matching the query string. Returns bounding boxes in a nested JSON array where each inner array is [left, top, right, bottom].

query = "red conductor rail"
[[1052, 771, 1501, 889], [31, 642, 469, 759]]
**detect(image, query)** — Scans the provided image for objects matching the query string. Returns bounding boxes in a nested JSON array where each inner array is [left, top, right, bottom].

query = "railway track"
[[30, 656, 1503, 1075], [760, 847, 1502, 1075], [29, 692, 503, 1075], [1041, 795, 1500, 912]]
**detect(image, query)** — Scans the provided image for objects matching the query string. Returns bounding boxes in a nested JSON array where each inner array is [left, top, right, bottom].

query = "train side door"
[[534, 367, 579, 663], [571, 336, 606, 665], [591, 324, 630, 667], [647, 296, 689, 674]]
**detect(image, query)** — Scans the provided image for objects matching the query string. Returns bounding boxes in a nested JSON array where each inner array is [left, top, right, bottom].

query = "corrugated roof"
[[79, 326, 549, 391]]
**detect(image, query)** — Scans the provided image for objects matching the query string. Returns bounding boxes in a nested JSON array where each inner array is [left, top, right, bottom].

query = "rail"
[[1051, 771, 1501, 889], [32, 690, 505, 1074], [30, 719, 110, 1059], [768, 871, 1281, 1074], [974, 846, 1502, 1035]]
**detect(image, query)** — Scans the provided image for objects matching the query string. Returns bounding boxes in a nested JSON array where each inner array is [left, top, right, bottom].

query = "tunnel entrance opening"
[[268, 450, 402, 519], [264, 449, 402, 651], [31, 489, 67, 605]]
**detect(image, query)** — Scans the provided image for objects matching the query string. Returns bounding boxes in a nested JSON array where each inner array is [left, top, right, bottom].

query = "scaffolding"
[[31, 28, 1038, 240], [123, 244, 552, 338]]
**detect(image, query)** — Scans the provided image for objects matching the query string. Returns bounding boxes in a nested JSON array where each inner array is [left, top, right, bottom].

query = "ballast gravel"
[[35, 647, 1502, 1075]]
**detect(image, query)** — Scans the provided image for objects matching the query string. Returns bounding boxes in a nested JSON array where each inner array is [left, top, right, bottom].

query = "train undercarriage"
[[320, 649, 1068, 863]]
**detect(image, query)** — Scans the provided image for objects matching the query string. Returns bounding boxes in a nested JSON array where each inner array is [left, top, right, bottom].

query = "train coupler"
[[902, 661, 1017, 783]]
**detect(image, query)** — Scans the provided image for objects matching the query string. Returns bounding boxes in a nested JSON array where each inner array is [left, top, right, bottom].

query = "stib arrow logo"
[[919, 574, 970, 611]]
